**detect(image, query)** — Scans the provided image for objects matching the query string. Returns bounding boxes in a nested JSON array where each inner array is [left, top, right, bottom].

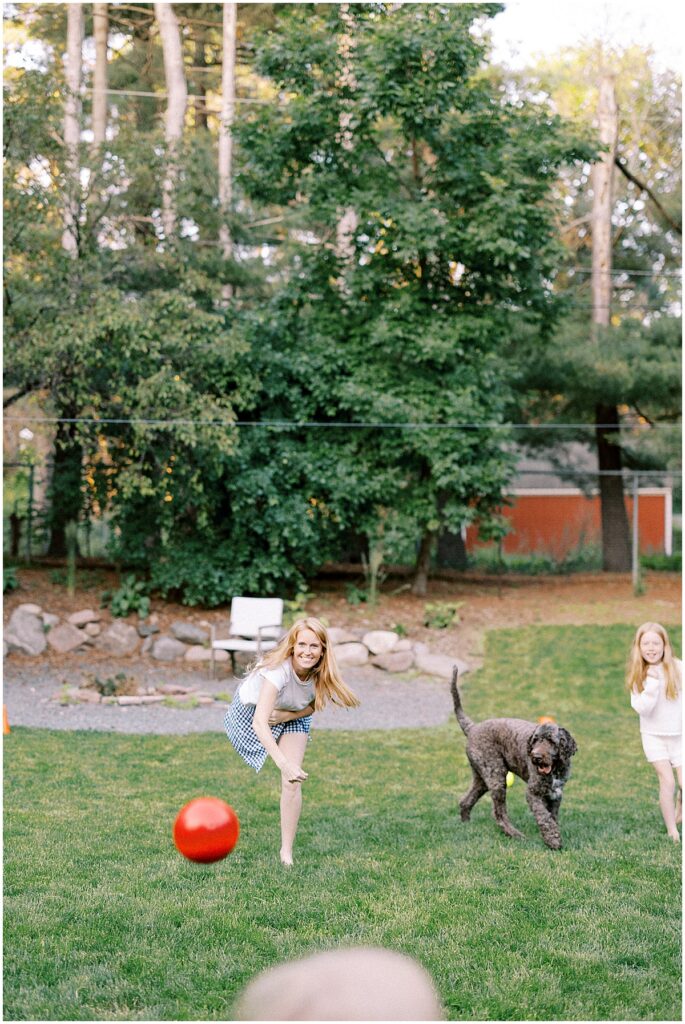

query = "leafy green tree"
[[504, 43, 681, 569], [3, 22, 255, 565], [233, 2, 594, 592]]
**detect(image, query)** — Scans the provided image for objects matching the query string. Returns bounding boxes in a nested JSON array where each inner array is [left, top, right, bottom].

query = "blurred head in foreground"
[[233, 945, 443, 1021]]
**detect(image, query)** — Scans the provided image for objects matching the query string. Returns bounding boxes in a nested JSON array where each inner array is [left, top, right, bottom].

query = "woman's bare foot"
[[667, 830, 680, 843], [280, 849, 294, 867]]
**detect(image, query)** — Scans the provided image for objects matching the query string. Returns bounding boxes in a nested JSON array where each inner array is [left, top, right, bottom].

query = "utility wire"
[[3, 416, 679, 430], [566, 267, 682, 277]]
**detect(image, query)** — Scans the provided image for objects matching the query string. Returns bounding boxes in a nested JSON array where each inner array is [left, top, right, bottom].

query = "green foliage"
[[5, 4, 632, 599], [233, 3, 594, 582], [49, 568, 108, 589], [3, 566, 19, 593], [82, 672, 138, 698], [640, 551, 681, 572], [423, 600, 464, 629], [507, 46, 682, 494], [345, 582, 368, 606], [101, 574, 150, 619], [283, 591, 315, 627], [469, 543, 603, 575]]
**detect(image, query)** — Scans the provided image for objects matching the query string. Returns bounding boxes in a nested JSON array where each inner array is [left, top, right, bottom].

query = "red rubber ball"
[[173, 797, 240, 863]]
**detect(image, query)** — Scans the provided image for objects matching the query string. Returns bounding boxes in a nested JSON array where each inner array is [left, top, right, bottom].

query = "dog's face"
[[527, 723, 577, 776]]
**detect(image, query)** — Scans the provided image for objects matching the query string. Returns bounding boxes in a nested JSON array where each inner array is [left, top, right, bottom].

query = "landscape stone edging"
[[3, 603, 468, 679]]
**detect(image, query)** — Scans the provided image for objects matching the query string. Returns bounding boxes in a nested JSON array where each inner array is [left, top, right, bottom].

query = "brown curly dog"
[[451, 668, 578, 850]]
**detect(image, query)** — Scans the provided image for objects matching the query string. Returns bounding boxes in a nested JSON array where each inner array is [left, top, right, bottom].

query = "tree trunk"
[[47, 420, 83, 557], [592, 73, 631, 571], [154, 2, 188, 242], [412, 529, 436, 597], [219, 2, 237, 303], [596, 403, 631, 571], [62, 4, 84, 256], [335, 4, 358, 267], [91, 3, 108, 147], [193, 29, 208, 130], [436, 529, 467, 570]]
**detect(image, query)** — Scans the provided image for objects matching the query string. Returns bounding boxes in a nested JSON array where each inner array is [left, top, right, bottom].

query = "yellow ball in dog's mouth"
[[506, 771, 515, 788]]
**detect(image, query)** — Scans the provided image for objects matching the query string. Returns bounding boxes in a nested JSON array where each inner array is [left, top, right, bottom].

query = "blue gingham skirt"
[[224, 692, 312, 773]]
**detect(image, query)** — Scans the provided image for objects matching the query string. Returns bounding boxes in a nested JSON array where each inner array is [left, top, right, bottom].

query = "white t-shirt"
[[237, 658, 315, 712], [630, 658, 682, 736]]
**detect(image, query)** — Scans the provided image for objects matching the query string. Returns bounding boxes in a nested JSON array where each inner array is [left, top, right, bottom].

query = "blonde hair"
[[254, 617, 360, 712], [626, 622, 681, 700]]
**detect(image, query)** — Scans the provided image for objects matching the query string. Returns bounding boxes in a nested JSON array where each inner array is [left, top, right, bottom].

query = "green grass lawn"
[[3, 624, 682, 1021]]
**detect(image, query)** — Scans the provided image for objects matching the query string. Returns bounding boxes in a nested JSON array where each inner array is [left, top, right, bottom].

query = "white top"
[[630, 658, 682, 736], [237, 658, 315, 712]]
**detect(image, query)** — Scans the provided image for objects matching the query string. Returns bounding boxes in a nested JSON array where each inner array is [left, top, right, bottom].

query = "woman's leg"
[[276, 731, 309, 865], [652, 759, 679, 840], [675, 764, 682, 825]]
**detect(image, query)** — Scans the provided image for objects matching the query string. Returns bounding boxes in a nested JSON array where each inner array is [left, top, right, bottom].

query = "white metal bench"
[[210, 597, 284, 677]]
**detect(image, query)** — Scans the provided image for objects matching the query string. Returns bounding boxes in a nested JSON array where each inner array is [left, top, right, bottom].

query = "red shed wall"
[[465, 489, 670, 557]]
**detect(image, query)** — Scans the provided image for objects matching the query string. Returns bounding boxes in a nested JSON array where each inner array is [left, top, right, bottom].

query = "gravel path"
[[2, 657, 461, 735]]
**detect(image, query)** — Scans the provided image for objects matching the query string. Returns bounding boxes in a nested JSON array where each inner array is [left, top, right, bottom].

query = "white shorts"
[[641, 732, 682, 767]]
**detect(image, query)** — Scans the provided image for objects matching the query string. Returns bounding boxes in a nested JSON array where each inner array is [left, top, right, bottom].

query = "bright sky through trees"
[[489, 0, 683, 71]]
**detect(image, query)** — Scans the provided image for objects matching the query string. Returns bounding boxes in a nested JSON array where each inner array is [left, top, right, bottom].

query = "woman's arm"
[[252, 683, 308, 782], [268, 701, 315, 725]]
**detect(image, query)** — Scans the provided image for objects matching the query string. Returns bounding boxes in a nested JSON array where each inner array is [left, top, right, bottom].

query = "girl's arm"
[[630, 675, 660, 716], [252, 683, 308, 782], [268, 701, 316, 725]]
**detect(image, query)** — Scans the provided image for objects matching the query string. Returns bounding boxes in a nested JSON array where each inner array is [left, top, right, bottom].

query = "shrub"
[[345, 583, 368, 606], [283, 591, 315, 627], [101, 575, 150, 619], [468, 543, 602, 575], [3, 566, 19, 593], [424, 601, 464, 629], [641, 552, 681, 572], [82, 672, 139, 697]]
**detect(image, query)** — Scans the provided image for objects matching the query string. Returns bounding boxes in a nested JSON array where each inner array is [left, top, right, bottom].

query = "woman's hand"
[[280, 760, 308, 783], [268, 702, 315, 726], [268, 709, 292, 725]]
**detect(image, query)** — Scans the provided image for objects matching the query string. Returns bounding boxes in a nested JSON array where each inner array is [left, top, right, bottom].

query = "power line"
[[3, 416, 679, 430], [82, 86, 273, 106], [566, 267, 682, 277]]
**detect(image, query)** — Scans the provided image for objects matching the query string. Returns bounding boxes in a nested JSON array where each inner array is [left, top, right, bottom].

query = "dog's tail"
[[450, 667, 474, 735]]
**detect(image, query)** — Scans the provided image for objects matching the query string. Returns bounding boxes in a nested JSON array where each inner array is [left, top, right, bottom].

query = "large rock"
[[333, 642, 369, 666], [47, 622, 88, 654], [42, 613, 61, 630], [16, 603, 43, 615], [84, 622, 101, 637], [68, 609, 101, 627], [150, 636, 188, 661], [362, 630, 399, 655], [370, 650, 415, 673], [5, 608, 47, 656], [117, 695, 166, 705], [413, 643, 469, 679], [170, 621, 209, 645], [138, 623, 160, 638], [95, 621, 140, 657], [71, 687, 102, 704], [184, 646, 228, 663]]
